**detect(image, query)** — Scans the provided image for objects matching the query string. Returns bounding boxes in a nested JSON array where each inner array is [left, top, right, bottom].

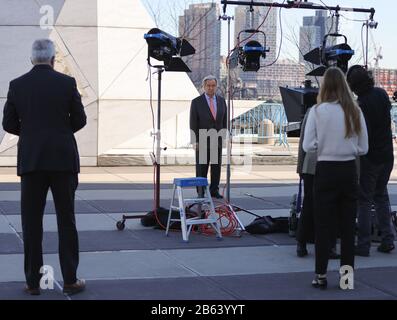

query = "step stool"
[[165, 177, 222, 242]]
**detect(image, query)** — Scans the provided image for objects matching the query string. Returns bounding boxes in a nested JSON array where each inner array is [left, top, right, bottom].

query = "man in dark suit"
[[2, 39, 87, 296], [190, 75, 227, 199]]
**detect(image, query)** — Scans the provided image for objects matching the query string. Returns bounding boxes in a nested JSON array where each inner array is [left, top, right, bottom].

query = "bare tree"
[[143, 0, 163, 28], [219, 67, 242, 99]]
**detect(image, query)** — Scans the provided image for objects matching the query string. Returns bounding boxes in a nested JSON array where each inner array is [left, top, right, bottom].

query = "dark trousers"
[[314, 161, 358, 275], [296, 174, 315, 244], [195, 147, 222, 196], [21, 172, 79, 288], [357, 157, 395, 251], [296, 174, 338, 247]]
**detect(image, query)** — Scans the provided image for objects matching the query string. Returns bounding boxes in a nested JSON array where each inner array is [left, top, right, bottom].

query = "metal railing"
[[232, 103, 289, 147], [232, 103, 397, 147]]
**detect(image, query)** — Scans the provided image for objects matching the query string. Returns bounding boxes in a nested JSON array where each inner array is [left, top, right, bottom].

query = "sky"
[[142, 0, 397, 69]]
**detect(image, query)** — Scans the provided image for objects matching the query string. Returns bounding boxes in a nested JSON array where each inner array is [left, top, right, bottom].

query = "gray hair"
[[31, 39, 55, 65], [202, 75, 218, 87]]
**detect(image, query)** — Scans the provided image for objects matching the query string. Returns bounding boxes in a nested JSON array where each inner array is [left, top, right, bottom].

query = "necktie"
[[209, 97, 216, 120]]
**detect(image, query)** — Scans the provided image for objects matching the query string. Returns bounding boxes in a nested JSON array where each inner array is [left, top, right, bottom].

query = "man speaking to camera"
[[190, 75, 227, 199]]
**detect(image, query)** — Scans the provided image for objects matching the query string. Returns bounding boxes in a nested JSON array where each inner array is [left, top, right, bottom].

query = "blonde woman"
[[303, 67, 368, 289]]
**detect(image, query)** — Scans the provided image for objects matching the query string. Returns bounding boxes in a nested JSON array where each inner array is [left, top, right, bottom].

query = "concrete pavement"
[[0, 165, 396, 300]]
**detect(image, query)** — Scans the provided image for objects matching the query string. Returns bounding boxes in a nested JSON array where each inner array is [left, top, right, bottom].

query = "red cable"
[[196, 202, 241, 236], [152, 164, 240, 236]]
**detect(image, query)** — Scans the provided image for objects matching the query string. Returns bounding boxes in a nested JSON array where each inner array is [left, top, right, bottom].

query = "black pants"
[[196, 147, 222, 196], [21, 172, 79, 288], [314, 161, 358, 275], [296, 174, 339, 247], [296, 174, 315, 244], [357, 157, 395, 251]]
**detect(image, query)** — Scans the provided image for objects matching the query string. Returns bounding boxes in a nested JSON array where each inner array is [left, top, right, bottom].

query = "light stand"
[[214, 0, 378, 235], [116, 65, 167, 231], [363, 18, 378, 69], [221, 0, 375, 15], [365, 21, 369, 69], [219, 7, 285, 234], [153, 66, 165, 211], [219, 12, 252, 234], [219, 13, 234, 203], [116, 28, 195, 231]]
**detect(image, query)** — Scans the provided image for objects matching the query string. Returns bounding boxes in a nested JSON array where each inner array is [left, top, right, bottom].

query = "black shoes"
[[24, 285, 40, 296], [297, 242, 308, 257], [211, 192, 223, 199], [377, 243, 395, 253], [312, 274, 327, 289], [355, 243, 395, 256], [24, 280, 86, 296]]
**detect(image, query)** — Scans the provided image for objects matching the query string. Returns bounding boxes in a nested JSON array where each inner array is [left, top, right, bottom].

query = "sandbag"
[[141, 207, 198, 230]]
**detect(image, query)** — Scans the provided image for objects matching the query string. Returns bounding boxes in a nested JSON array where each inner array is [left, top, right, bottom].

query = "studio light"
[[116, 28, 196, 230], [304, 33, 354, 76], [231, 30, 269, 72], [144, 28, 195, 72], [239, 40, 268, 72]]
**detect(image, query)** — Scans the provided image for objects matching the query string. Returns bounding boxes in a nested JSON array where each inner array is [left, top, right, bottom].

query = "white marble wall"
[[0, 0, 199, 167]]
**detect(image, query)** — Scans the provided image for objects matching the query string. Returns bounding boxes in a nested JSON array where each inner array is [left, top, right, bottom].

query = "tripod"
[[116, 65, 167, 230]]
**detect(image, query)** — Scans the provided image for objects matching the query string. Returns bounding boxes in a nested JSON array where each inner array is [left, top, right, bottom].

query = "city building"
[[0, 0, 199, 166], [372, 68, 397, 99], [299, 10, 335, 75], [257, 59, 306, 100], [179, 2, 221, 90], [234, 3, 277, 63], [234, 59, 306, 101]]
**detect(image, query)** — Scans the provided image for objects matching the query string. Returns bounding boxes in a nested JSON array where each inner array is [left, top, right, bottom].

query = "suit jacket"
[[189, 94, 227, 149], [2, 64, 87, 176]]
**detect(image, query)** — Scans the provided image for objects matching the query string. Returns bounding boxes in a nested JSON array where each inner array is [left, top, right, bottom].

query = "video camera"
[[279, 80, 318, 135]]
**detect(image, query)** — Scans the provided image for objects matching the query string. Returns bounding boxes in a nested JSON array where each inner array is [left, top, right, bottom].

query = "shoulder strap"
[[296, 177, 303, 214]]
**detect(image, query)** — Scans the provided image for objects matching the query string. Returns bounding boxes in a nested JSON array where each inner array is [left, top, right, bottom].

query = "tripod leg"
[[227, 204, 246, 231], [206, 186, 222, 239]]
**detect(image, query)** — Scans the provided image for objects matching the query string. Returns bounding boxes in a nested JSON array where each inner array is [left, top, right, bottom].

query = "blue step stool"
[[166, 177, 222, 242]]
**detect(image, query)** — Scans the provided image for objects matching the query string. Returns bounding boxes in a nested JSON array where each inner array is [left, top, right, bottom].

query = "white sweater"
[[303, 102, 369, 161]]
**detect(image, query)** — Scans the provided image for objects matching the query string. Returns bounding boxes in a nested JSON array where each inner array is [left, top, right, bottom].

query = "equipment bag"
[[245, 216, 289, 234]]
